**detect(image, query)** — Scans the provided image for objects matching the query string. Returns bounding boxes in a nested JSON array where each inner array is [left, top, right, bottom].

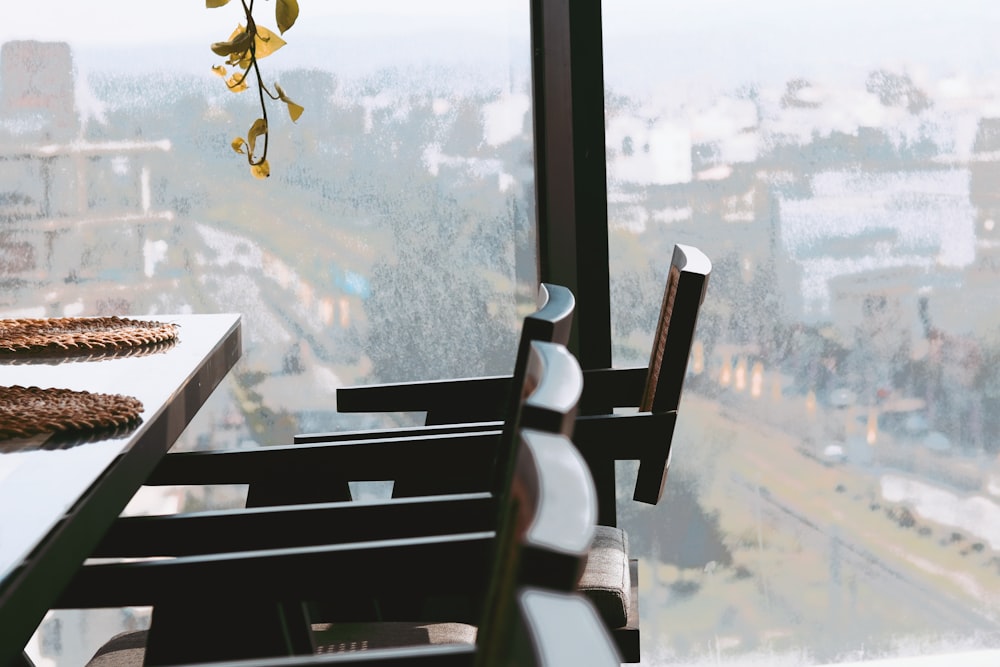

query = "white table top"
[[0, 313, 242, 664]]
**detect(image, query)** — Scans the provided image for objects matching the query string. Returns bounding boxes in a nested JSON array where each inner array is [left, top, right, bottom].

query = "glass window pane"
[[5, 2, 533, 664], [604, 1, 1000, 664]]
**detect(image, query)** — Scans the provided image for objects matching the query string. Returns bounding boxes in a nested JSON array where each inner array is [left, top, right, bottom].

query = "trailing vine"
[[208, 0, 303, 178]]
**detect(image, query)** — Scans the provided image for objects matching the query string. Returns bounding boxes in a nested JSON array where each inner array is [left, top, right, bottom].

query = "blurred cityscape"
[[1, 35, 999, 665]]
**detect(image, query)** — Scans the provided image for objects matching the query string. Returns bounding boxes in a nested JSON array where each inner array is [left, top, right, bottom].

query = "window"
[[11, 2, 999, 665], [4, 2, 533, 663], [605, 1, 1000, 664]]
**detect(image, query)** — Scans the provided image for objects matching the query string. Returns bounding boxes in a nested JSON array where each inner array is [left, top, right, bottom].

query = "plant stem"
[[242, 0, 268, 165]]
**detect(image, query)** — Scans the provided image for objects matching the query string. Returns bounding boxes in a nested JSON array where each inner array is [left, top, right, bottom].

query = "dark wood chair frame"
[[85, 245, 707, 663], [293, 244, 711, 662], [307, 244, 711, 524], [137, 282, 574, 509], [61, 342, 596, 666], [89, 342, 583, 561]]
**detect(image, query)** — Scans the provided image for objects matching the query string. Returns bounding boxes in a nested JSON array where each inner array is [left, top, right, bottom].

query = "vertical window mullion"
[[530, 0, 612, 384]]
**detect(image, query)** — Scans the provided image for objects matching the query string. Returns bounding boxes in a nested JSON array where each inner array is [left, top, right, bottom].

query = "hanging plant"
[[208, 0, 303, 178]]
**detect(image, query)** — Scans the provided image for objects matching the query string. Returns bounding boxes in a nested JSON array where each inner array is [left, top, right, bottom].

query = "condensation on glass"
[[604, 1, 1000, 665], [2, 3, 533, 664]]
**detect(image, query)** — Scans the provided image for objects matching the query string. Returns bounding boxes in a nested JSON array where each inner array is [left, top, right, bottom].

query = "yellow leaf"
[[211, 29, 252, 57], [284, 100, 304, 122], [275, 83, 304, 122], [231, 137, 246, 154], [225, 73, 248, 92], [247, 118, 267, 156], [276, 0, 299, 34], [210, 41, 235, 57], [206, 0, 231, 7], [251, 160, 271, 179], [253, 24, 286, 59], [217, 25, 249, 62], [226, 52, 251, 69], [211, 65, 227, 78]]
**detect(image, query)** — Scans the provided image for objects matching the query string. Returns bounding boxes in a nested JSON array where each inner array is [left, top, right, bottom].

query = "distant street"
[[643, 393, 1000, 662]]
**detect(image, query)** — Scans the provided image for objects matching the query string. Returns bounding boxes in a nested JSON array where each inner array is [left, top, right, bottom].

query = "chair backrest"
[[509, 284, 577, 409], [640, 243, 712, 415], [572, 244, 711, 523], [474, 436, 620, 666], [631, 243, 710, 506], [484, 342, 587, 623]]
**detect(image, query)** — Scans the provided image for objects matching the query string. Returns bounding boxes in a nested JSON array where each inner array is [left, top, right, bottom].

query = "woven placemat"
[[0, 316, 178, 361], [0, 385, 143, 440]]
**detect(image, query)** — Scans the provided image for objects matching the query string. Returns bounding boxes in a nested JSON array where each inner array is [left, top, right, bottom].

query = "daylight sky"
[[4, 1, 1000, 90], [1, 1, 519, 45]]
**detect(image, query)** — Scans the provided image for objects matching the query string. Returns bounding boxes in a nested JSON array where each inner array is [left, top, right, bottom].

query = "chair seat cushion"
[[577, 525, 631, 628], [87, 630, 148, 667], [87, 622, 477, 666]]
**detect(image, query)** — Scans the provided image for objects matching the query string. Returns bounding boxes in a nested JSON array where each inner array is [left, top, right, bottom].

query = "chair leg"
[[611, 559, 641, 662], [588, 458, 618, 527]]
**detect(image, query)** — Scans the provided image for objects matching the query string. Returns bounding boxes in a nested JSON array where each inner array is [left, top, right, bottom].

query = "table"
[[0, 313, 242, 665]]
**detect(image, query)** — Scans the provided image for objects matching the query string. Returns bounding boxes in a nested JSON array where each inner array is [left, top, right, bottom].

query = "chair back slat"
[[519, 341, 584, 436], [492, 340, 583, 501], [506, 588, 621, 666], [489, 289, 575, 496], [518, 429, 596, 588], [504, 283, 576, 419]]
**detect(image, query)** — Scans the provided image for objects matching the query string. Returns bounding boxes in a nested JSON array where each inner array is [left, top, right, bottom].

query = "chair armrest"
[[294, 421, 501, 444], [336, 375, 513, 425], [148, 430, 502, 487], [57, 532, 495, 609], [296, 366, 647, 457], [573, 411, 678, 505], [91, 492, 496, 558], [336, 368, 647, 416]]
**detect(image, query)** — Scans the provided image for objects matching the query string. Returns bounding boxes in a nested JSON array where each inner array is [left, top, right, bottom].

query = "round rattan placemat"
[[0, 316, 178, 361], [0, 385, 143, 440]]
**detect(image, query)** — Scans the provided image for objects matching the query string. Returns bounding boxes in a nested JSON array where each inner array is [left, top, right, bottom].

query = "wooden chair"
[[138, 283, 574, 507], [60, 342, 596, 665], [570, 243, 710, 660], [101, 243, 707, 661], [318, 245, 709, 509], [89, 341, 583, 559], [300, 244, 711, 661]]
